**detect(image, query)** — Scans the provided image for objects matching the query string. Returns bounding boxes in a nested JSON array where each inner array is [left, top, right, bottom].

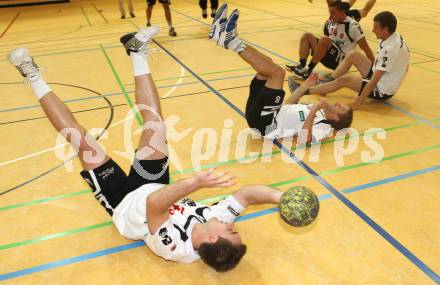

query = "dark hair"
[[374, 11, 397, 33], [328, 107, 353, 130], [198, 237, 247, 272], [329, 0, 349, 12]]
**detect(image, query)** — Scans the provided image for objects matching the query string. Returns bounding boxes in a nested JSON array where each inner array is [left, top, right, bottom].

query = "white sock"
[[130, 52, 150, 76], [30, 76, 51, 100], [228, 37, 246, 53]]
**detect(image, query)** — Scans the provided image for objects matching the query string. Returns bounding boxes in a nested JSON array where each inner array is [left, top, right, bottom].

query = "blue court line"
[[0, 242, 144, 281], [149, 17, 440, 281], [1, 165, 438, 281], [343, 165, 440, 194], [382, 101, 440, 131]]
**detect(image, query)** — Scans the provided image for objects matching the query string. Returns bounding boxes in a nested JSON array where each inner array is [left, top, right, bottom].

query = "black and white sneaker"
[[8, 47, 41, 82], [217, 9, 239, 49], [209, 3, 228, 42], [120, 26, 160, 55], [292, 65, 310, 80]]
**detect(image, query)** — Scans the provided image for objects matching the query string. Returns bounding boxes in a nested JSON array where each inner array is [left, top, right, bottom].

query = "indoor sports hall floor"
[[0, 0, 439, 284]]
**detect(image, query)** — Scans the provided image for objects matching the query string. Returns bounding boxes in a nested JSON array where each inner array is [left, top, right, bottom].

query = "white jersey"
[[264, 103, 333, 143], [112, 183, 245, 263], [324, 16, 365, 54], [373, 32, 410, 95]]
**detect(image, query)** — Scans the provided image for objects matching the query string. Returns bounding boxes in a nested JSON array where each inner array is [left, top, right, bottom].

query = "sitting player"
[[210, 4, 353, 143]]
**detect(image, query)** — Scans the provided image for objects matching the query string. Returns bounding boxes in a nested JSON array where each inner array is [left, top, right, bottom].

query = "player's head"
[[325, 103, 353, 130], [198, 219, 247, 272], [373, 11, 397, 39], [328, 1, 349, 23]]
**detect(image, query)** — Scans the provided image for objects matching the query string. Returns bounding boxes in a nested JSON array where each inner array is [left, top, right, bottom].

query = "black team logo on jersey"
[[159, 228, 173, 245], [227, 205, 240, 217]]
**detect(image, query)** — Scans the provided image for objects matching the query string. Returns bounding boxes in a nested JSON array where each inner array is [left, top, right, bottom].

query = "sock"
[[307, 61, 317, 73], [299, 58, 306, 68], [30, 76, 51, 100], [130, 52, 150, 76], [228, 37, 246, 53]]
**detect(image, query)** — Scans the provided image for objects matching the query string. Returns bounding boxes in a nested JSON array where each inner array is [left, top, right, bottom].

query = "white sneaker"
[[209, 3, 228, 43], [8, 47, 40, 81], [217, 9, 240, 49], [120, 26, 160, 55]]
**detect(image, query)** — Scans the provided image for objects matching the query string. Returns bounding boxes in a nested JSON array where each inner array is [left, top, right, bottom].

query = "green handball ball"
[[279, 186, 320, 227]]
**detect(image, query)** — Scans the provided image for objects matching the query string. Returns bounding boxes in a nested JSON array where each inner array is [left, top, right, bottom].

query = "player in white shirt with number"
[[293, 11, 410, 110], [8, 26, 288, 272], [286, 0, 375, 79]]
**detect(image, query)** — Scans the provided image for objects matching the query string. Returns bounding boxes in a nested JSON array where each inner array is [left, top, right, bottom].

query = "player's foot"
[[130, 12, 135, 18], [146, 22, 151, 27], [121, 14, 126, 19], [288, 76, 310, 95], [209, 3, 227, 42], [285, 63, 301, 73], [316, 75, 335, 85], [217, 9, 239, 49], [202, 9, 207, 18], [292, 65, 309, 80], [287, 76, 301, 93], [120, 26, 160, 55], [168, 27, 177, 37], [8, 47, 41, 81], [211, 9, 216, 18]]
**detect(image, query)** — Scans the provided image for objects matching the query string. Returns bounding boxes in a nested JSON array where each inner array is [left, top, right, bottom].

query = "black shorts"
[[359, 66, 394, 100], [318, 38, 345, 70], [245, 77, 285, 136], [80, 157, 170, 216], [347, 9, 362, 22], [147, 0, 171, 6]]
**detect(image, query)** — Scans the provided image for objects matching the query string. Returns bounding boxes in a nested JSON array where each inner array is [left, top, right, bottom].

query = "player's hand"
[[191, 168, 235, 188], [305, 73, 318, 87], [314, 99, 330, 110], [348, 101, 360, 110]]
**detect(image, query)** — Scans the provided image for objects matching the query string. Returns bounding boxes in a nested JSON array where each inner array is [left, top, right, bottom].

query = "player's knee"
[[301, 32, 315, 42], [318, 36, 332, 47], [270, 65, 285, 79]]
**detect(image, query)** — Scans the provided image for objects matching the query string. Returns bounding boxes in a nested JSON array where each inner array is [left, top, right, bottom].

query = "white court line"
[[161, 66, 185, 98], [0, 66, 185, 168], [0, 114, 134, 168]]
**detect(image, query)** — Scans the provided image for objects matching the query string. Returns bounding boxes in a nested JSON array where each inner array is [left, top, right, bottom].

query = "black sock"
[[307, 61, 317, 73], [300, 58, 306, 68]]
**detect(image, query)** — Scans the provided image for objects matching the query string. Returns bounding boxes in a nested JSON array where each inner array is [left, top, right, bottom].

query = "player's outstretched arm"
[[232, 185, 283, 207], [146, 169, 235, 234]]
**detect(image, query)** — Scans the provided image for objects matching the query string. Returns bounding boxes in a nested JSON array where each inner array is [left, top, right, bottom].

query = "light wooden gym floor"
[[0, 0, 439, 284]]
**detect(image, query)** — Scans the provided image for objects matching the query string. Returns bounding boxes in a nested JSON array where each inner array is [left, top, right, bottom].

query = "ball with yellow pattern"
[[279, 186, 320, 227]]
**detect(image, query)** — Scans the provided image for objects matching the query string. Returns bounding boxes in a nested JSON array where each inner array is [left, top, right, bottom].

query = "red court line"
[[0, 12, 21, 39]]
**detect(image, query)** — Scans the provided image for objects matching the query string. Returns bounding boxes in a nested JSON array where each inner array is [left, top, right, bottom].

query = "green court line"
[[170, 119, 435, 175], [0, 190, 91, 212], [79, 6, 92, 27], [1, 142, 438, 251], [1, 118, 439, 213], [100, 45, 143, 126], [0, 221, 112, 251]]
